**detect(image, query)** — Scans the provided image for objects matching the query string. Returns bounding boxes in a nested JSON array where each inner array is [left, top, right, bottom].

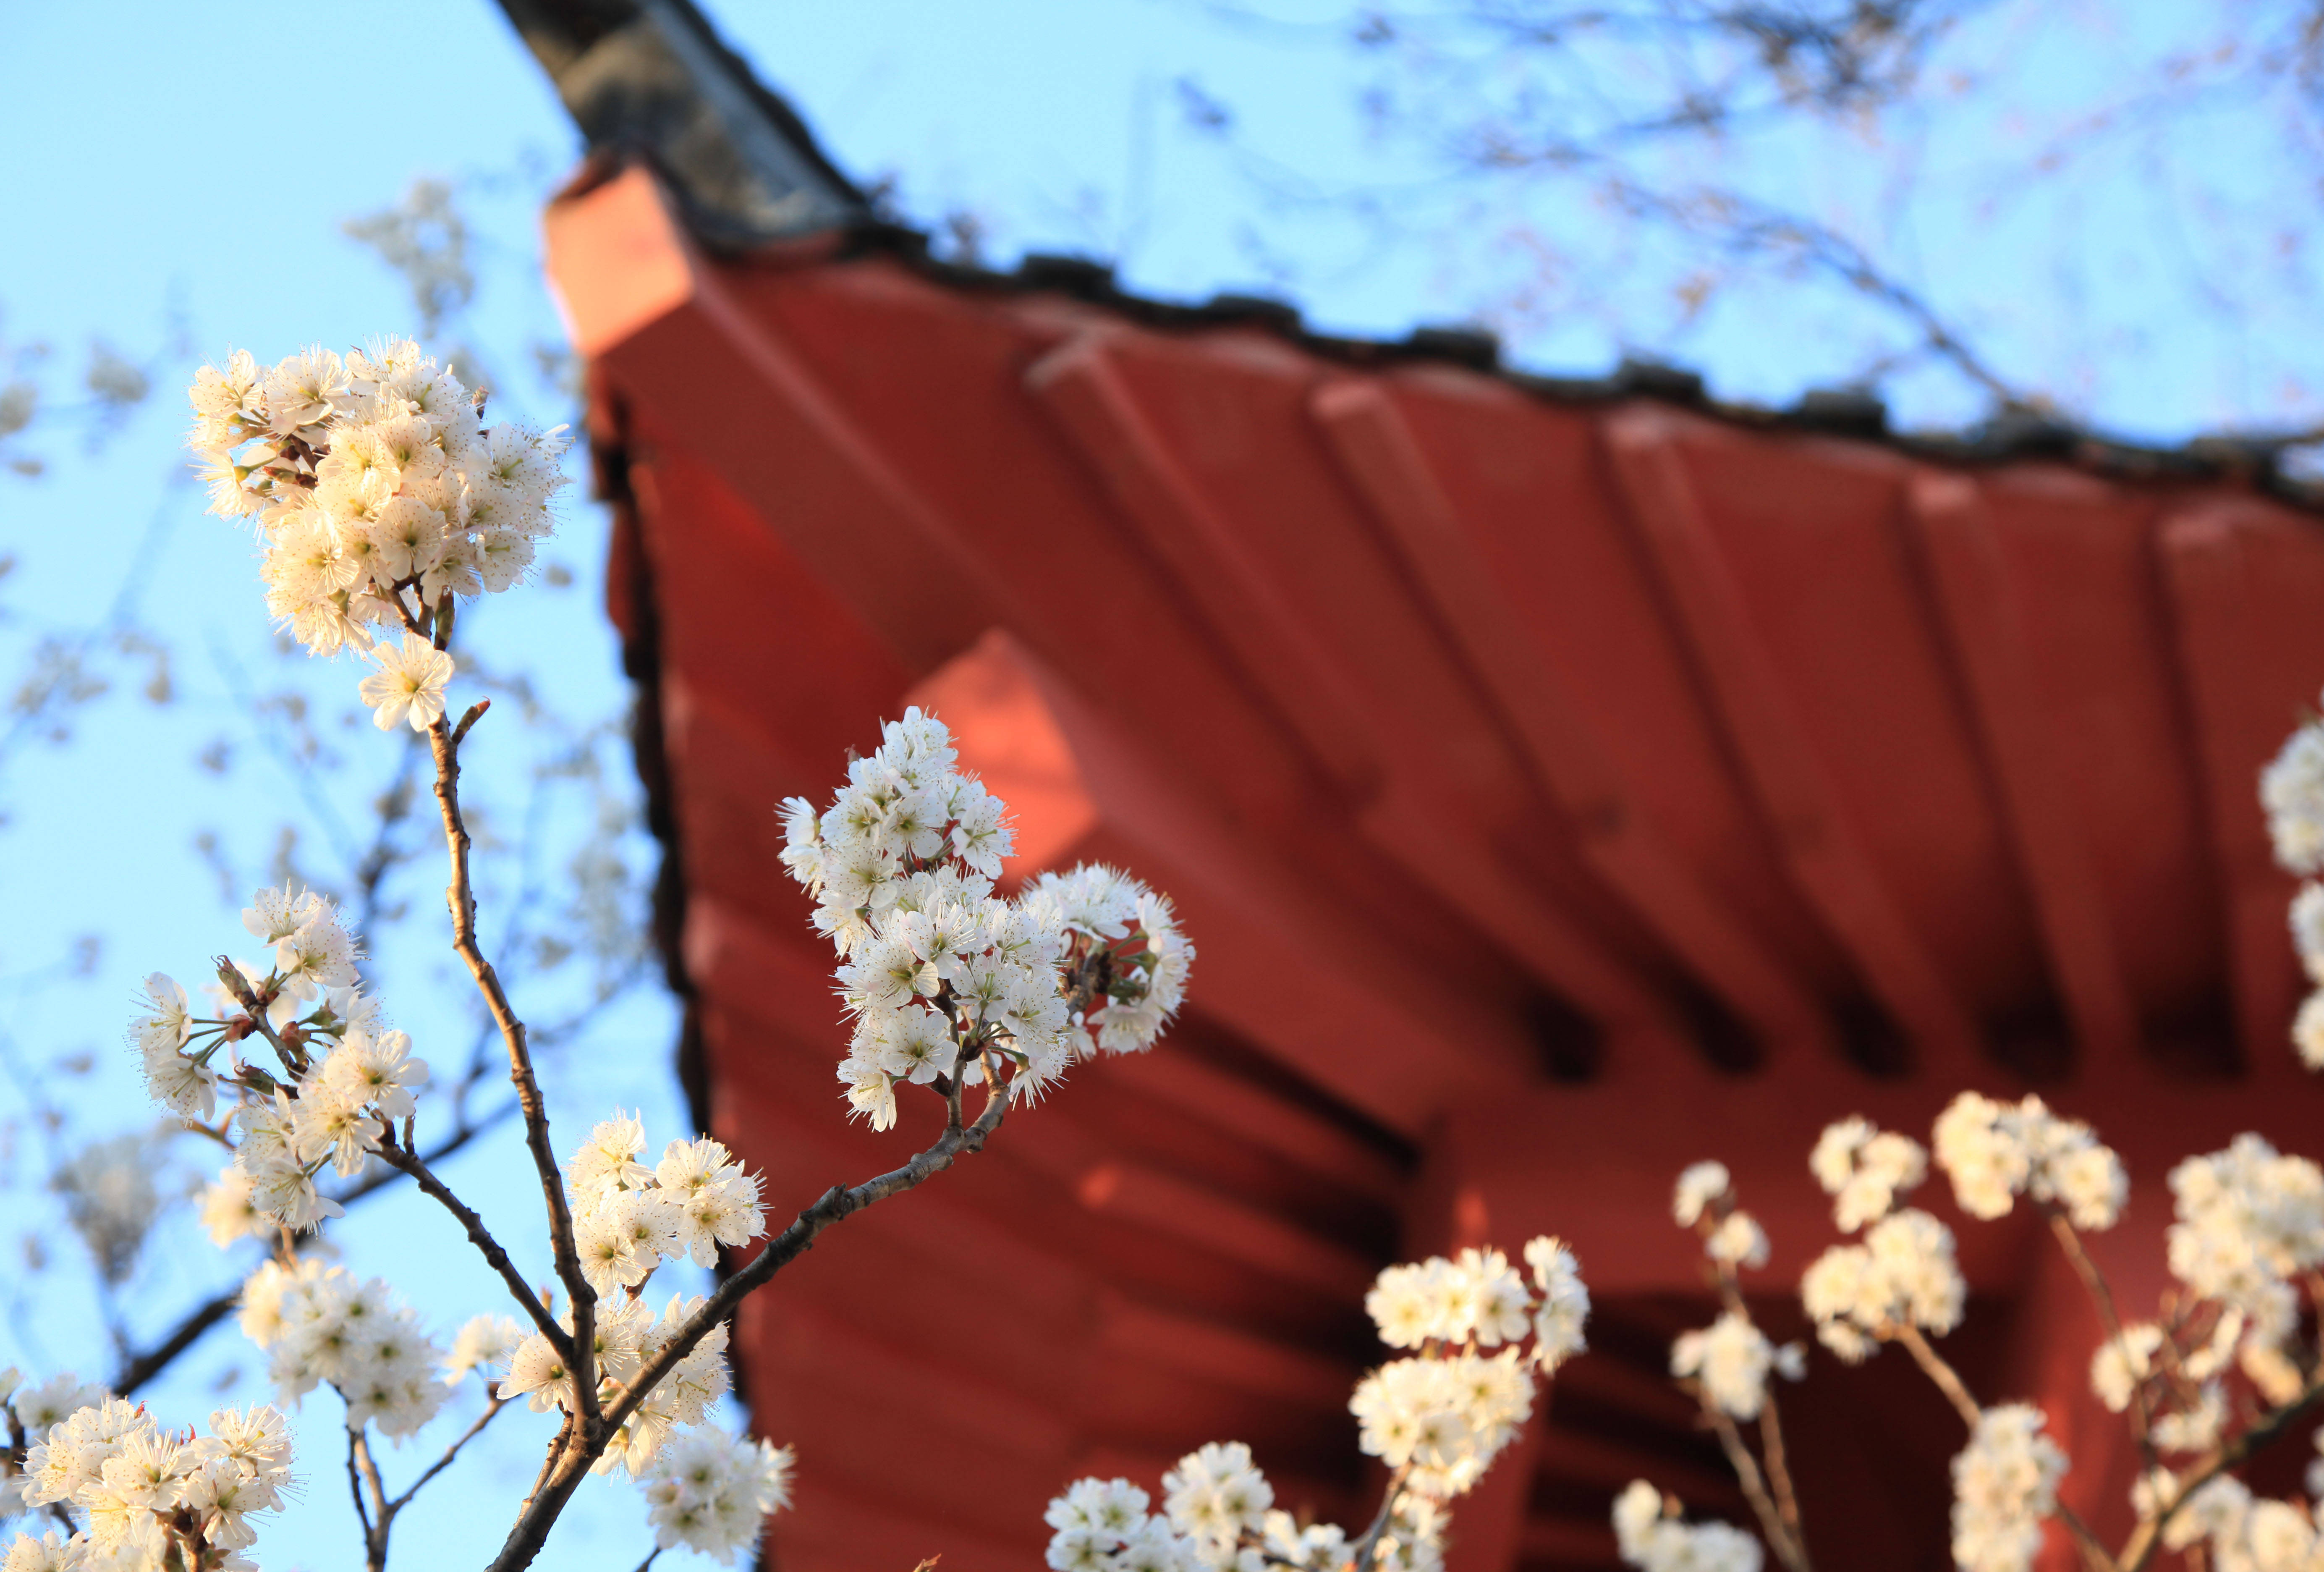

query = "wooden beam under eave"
[[544, 165, 1016, 672], [2158, 506, 2304, 1084], [1024, 329, 1382, 802], [1905, 472, 2141, 1066], [1027, 333, 1694, 1064], [1311, 378, 1835, 1069], [1602, 409, 1985, 1082]]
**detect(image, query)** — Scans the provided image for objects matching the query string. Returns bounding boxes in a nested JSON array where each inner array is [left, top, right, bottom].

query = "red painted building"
[[502, 4, 2324, 1566]]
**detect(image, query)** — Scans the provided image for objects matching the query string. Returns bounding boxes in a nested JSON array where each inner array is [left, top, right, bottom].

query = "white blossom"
[[7, 1373, 110, 1439], [783, 710, 1190, 1124], [2168, 1134, 2324, 1327], [1706, 1211, 1771, 1270], [445, 1314, 524, 1385], [236, 1258, 448, 1438], [358, 631, 455, 732], [2088, 1324, 2164, 1414], [1163, 1441, 1275, 1560], [1612, 1480, 1763, 1572], [1672, 1161, 1731, 1226], [1801, 1208, 1964, 1361], [10, 1398, 292, 1570], [561, 1116, 767, 1297], [2263, 718, 2324, 875], [1950, 1404, 2066, 1572], [1526, 1235, 1590, 1372], [199, 1166, 268, 1248], [1045, 1475, 1205, 1572], [187, 341, 568, 674], [1671, 1313, 1800, 1420], [655, 1137, 766, 1268], [1931, 1093, 2125, 1230], [51, 1133, 163, 1284], [636, 1427, 792, 1565], [2293, 990, 2324, 1072], [1811, 1116, 1928, 1231]]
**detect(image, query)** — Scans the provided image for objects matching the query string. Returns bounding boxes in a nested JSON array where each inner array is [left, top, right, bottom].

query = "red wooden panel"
[[547, 162, 2324, 1572]]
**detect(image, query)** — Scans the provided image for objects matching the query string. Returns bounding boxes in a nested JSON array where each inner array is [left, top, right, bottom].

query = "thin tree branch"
[[2043, 1206, 2160, 1475], [481, 1080, 1015, 1572], [350, 1424, 392, 1572], [1892, 1322, 1981, 1429], [345, 1427, 378, 1568], [424, 711, 600, 1441], [1694, 1208, 1810, 1572], [370, 1131, 569, 1358], [387, 1393, 509, 1515], [1755, 1402, 1808, 1569], [1348, 1460, 1415, 1572], [1698, 1394, 1808, 1572]]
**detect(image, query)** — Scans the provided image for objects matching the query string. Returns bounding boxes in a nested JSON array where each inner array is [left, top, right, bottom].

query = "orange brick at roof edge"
[[553, 161, 2324, 1572]]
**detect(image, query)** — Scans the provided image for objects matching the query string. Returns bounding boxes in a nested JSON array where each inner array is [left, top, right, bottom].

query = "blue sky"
[[0, 2, 2313, 1568]]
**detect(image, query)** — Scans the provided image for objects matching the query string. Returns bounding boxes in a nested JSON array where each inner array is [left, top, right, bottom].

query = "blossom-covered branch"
[[3, 338, 1204, 1572]]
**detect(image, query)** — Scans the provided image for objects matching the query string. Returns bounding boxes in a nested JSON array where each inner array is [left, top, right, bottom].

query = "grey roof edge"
[[495, 0, 870, 246], [498, 0, 2324, 510]]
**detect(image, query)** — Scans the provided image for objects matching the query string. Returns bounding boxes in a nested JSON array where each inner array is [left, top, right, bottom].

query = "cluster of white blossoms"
[[239, 1258, 451, 1439], [1808, 1118, 1929, 1232], [1354, 1240, 1589, 1496], [1047, 1444, 1446, 1572], [2263, 713, 2324, 1068], [186, 341, 568, 729], [562, 1113, 767, 1297], [2159, 1473, 2324, 1572], [1796, 1118, 1965, 1364], [1800, 1201, 1964, 1362], [1665, 1165, 1798, 1421], [636, 1427, 795, 1565], [1929, 1093, 2126, 1230], [502, 1291, 737, 1477], [1672, 1161, 1771, 1268], [1, 1371, 108, 1523], [1, 1373, 292, 1572], [1047, 1242, 1584, 1572], [1612, 1480, 1763, 1572], [483, 1114, 763, 1476], [128, 883, 427, 1238], [1949, 1405, 2066, 1572], [2146, 1133, 2324, 1415], [778, 708, 1193, 1129], [1672, 1313, 1803, 1423]]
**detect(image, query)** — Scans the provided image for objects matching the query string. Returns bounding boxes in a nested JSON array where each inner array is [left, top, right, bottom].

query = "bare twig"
[[1892, 1322, 1981, 1429], [424, 712, 600, 1440], [371, 1131, 568, 1356], [345, 1427, 379, 1571], [1348, 1460, 1415, 1572], [1693, 1207, 1810, 1572], [386, 1393, 510, 1516], [1699, 1395, 1808, 1572], [1755, 1402, 1808, 1569], [2043, 1206, 2159, 1474]]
